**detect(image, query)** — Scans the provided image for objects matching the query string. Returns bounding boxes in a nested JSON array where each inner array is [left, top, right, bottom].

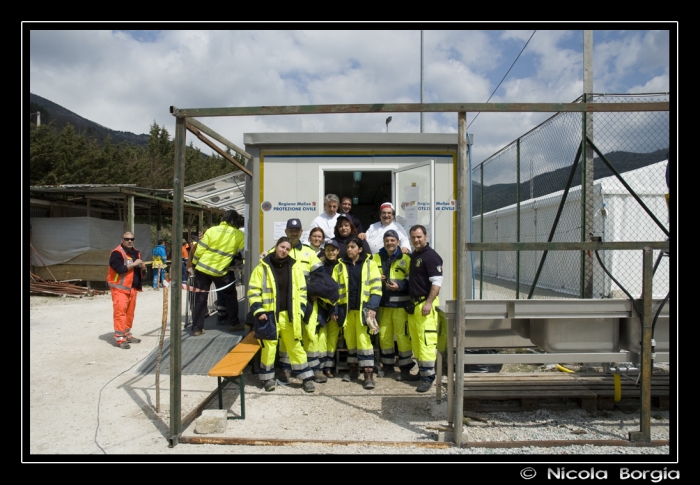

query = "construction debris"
[[29, 273, 106, 298]]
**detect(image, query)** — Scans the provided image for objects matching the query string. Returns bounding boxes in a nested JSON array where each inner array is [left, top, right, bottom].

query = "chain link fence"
[[471, 93, 670, 300]]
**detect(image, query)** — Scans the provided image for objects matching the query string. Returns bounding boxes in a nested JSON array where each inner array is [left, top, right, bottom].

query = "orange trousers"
[[111, 288, 138, 344]]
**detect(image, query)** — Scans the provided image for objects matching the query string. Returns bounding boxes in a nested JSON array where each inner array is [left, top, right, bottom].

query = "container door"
[[392, 159, 435, 244]]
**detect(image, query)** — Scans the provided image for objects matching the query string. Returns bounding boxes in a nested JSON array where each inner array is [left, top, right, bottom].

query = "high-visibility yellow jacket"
[[192, 221, 245, 277], [266, 242, 323, 277], [372, 249, 411, 308], [336, 253, 382, 326], [247, 255, 308, 340]]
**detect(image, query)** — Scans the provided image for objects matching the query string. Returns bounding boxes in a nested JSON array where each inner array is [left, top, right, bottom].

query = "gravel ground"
[[26, 289, 678, 463]]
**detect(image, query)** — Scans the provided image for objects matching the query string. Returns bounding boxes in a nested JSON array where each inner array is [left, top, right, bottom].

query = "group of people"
[[107, 210, 246, 350], [106, 198, 444, 396], [144, 237, 197, 291], [249, 196, 443, 394]]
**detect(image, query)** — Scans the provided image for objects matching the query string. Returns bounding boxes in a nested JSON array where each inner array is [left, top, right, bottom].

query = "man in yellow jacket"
[[190, 210, 245, 336]]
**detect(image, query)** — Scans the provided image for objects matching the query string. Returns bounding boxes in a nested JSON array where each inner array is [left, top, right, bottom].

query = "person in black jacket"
[[318, 240, 343, 378], [332, 215, 371, 261], [340, 196, 364, 234]]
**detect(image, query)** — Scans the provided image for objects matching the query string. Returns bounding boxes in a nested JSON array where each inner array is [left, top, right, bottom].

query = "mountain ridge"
[[29, 93, 150, 147]]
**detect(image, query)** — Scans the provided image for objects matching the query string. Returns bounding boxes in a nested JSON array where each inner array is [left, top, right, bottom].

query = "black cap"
[[383, 229, 400, 240], [286, 218, 302, 229], [324, 240, 340, 250]]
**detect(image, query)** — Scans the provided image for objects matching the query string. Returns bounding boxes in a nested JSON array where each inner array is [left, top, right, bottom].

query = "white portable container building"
[[473, 161, 669, 299], [243, 133, 468, 302]]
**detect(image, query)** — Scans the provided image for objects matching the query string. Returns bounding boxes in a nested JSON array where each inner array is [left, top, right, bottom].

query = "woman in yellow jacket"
[[337, 236, 383, 389], [248, 237, 315, 393]]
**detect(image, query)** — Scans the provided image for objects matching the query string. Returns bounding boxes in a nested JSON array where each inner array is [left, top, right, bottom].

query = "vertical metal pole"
[[516, 138, 521, 299], [630, 248, 654, 442], [446, 309, 455, 428], [420, 30, 424, 133], [126, 195, 135, 234], [454, 112, 468, 447], [156, 204, 162, 245], [582, 30, 595, 298], [479, 165, 484, 299], [169, 116, 186, 446]]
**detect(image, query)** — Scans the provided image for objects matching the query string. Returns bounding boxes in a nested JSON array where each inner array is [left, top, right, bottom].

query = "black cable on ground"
[[94, 353, 152, 454]]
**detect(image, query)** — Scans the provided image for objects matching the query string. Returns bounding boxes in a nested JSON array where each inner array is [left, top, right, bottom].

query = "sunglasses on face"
[[122, 238, 135, 241]]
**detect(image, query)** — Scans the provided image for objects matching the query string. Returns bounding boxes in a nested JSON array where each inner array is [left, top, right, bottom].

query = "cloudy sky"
[[26, 27, 673, 164]]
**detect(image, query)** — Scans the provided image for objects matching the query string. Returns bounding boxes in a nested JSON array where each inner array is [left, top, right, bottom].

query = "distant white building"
[[473, 161, 669, 299]]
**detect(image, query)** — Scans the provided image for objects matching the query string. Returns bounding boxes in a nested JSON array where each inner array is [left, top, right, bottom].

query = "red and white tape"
[[163, 279, 236, 293]]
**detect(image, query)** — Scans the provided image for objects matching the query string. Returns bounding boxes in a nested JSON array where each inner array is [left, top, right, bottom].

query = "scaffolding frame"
[[167, 100, 670, 448]]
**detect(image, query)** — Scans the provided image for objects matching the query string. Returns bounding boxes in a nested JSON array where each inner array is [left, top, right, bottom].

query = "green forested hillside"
[[29, 120, 238, 188]]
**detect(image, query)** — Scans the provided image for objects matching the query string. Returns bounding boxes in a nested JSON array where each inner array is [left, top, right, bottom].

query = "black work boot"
[[363, 367, 375, 389], [396, 369, 420, 382], [343, 363, 359, 382]]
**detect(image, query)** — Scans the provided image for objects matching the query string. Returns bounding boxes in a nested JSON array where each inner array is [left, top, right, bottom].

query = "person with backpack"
[[151, 239, 168, 290]]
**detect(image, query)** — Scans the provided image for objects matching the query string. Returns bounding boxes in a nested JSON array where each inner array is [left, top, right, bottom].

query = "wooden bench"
[[208, 331, 261, 420]]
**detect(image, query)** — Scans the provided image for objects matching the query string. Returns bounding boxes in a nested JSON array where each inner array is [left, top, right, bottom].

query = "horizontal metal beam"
[[29, 198, 115, 213], [461, 351, 669, 364], [170, 102, 669, 118], [466, 241, 669, 251], [118, 188, 220, 212], [178, 435, 453, 448]]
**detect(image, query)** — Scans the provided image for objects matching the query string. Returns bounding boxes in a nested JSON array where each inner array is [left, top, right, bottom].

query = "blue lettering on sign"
[[274, 201, 314, 211]]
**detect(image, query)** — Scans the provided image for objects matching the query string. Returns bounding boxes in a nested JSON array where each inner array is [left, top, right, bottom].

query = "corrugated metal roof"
[[183, 171, 246, 212], [30, 173, 247, 214]]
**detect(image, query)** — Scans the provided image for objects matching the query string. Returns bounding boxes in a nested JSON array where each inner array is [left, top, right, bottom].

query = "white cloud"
[[27, 27, 673, 167]]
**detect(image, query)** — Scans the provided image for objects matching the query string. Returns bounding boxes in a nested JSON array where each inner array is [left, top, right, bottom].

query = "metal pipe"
[[420, 30, 424, 133], [170, 102, 669, 118], [454, 112, 468, 447], [586, 137, 670, 238], [479, 165, 484, 299], [527, 143, 583, 299], [186, 117, 253, 160], [516, 138, 521, 298], [630, 248, 654, 443], [169, 116, 186, 447], [177, 435, 668, 449], [179, 435, 454, 448], [467, 241, 669, 251], [446, 307, 455, 428]]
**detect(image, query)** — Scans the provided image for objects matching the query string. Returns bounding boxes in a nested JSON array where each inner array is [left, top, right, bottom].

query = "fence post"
[[581, 92, 595, 298], [454, 111, 468, 448], [516, 138, 521, 299]]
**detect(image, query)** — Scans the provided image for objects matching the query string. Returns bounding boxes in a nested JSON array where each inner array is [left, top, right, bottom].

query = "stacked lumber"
[[29, 273, 106, 298]]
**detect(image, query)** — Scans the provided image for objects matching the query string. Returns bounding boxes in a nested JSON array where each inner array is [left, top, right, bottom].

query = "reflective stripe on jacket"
[[337, 254, 382, 325], [247, 255, 308, 341], [107, 245, 140, 292], [372, 250, 411, 307], [267, 243, 323, 277], [192, 221, 245, 277]]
